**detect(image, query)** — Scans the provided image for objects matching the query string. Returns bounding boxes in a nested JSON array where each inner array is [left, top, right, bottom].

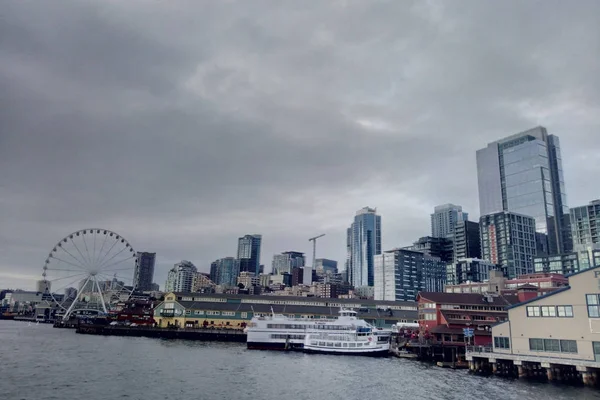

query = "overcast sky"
[[1, 0, 599, 290]]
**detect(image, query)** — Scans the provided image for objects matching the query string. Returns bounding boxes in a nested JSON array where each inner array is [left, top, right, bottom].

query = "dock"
[[76, 324, 247, 343]]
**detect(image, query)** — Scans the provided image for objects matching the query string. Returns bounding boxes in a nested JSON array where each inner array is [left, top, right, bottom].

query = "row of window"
[[494, 337, 510, 349], [529, 338, 577, 353], [271, 334, 305, 340], [182, 310, 248, 318], [266, 324, 352, 330], [526, 305, 573, 318]]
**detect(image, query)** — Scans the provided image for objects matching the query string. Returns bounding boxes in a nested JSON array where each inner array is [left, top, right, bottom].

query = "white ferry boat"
[[303, 328, 390, 357], [245, 308, 391, 354]]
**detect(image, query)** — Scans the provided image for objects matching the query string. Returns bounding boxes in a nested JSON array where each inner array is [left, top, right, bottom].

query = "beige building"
[[468, 265, 600, 381]]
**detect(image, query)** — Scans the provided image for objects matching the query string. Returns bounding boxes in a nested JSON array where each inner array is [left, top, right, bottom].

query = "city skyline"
[[2, 1, 600, 289]]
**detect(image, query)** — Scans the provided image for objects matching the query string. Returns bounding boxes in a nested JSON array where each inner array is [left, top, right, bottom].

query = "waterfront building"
[[134, 252, 156, 292], [164, 261, 197, 293], [272, 251, 305, 275], [431, 203, 468, 239], [453, 220, 481, 262], [480, 211, 537, 279], [314, 258, 338, 275], [153, 291, 418, 330], [476, 126, 572, 255], [570, 199, 600, 272], [213, 257, 240, 287], [446, 258, 500, 285], [467, 265, 600, 382], [444, 270, 568, 296], [35, 280, 51, 293], [403, 236, 453, 263], [374, 249, 447, 302], [347, 206, 381, 288], [417, 291, 520, 347], [270, 273, 292, 287], [237, 234, 262, 275]]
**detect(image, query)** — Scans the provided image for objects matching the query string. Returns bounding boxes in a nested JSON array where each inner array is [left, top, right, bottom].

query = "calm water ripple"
[[1, 321, 600, 400]]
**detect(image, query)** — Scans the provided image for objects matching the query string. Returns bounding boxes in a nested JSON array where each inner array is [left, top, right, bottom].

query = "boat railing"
[[466, 345, 493, 354]]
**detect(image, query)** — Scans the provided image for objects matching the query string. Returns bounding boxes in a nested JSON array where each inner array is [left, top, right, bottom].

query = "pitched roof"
[[417, 292, 519, 307], [506, 286, 571, 310]]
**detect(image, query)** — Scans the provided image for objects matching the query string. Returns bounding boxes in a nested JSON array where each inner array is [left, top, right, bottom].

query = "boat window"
[[326, 342, 333, 347], [335, 343, 342, 347], [319, 342, 325, 346], [343, 343, 348, 347], [311, 341, 318, 345], [349, 343, 356, 347]]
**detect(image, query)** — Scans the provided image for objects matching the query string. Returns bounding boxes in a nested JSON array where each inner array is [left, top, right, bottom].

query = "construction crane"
[[308, 233, 326, 270]]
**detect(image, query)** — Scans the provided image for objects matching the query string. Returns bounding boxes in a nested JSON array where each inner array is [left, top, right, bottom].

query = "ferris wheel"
[[42, 229, 137, 320]]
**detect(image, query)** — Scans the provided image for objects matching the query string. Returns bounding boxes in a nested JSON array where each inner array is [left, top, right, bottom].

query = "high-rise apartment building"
[[446, 258, 500, 285], [570, 199, 600, 270], [431, 204, 468, 239], [347, 207, 381, 287], [480, 211, 537, 279], [237, 234, 262, 275], [453, 220, 481, 262], [164, 260, 197, 292], [476, 126, 571, 255], [272, 251, 305, 274], [374, 249, 446, 302], [134, 252, 156, 292], [403, 236, 454, 263]]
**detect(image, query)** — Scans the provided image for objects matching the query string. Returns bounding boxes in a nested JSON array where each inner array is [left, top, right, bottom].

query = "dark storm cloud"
[[1, 0, 599, 288]]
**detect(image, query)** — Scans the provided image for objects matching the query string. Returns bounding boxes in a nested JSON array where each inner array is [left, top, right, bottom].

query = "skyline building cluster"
[[14, 125, 597, 303]]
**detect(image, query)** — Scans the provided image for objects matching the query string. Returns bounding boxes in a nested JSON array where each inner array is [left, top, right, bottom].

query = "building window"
[[587, 294, 600, 318], [540, 306, 556, 317], [529, 338, 576, 353], [556, 306, 573, 318], [494, 337, 510, 349], [560, 340, 578, 353], [529, 338, 544, 351], [241, 312, 248, 318], [526, 306, 540, 317], [221, 311, 235, 316]]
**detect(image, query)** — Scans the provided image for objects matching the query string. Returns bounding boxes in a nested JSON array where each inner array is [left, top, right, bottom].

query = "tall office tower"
[[237, 234, 262, 275], [431, 204, 468, 239], [164, 260, 197, 292], [209, 261, 219, 284], [214, 257, 240, 287], [314, 258, 338, 275], [374, 249, 446, 302], [570, 199, 600, 270], [272, 251, 305, 274], [453, 221, 481, 262], [480, 211, 537, 279], [347, 207, 382, 288], [476, 126, 571, 255], [134, 252, 156, 291]]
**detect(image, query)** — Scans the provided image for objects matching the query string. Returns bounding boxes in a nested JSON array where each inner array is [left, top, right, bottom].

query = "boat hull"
[[247, 342, 304, 351], [303, 347, 390, 357]]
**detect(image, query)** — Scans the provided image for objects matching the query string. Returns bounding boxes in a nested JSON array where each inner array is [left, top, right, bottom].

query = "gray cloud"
[[1, 0, 599, 289]]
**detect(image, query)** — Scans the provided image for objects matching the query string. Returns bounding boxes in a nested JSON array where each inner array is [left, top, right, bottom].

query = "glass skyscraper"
[[237, 234, 262, 275], [476, 126, 571, 255], [346, 207, 381, 287]]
